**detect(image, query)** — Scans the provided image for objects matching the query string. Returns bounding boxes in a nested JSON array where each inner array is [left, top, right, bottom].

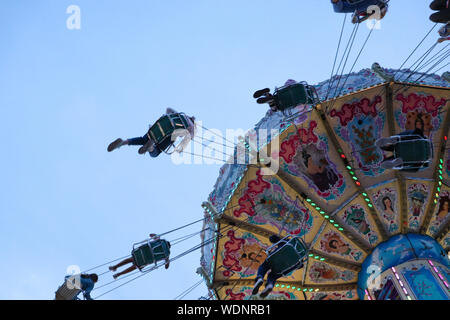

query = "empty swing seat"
[[132, 239, 171, 270], [266, 237, 308, 276]]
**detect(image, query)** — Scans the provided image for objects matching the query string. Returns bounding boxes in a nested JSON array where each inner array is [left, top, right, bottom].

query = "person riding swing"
[[107, 108, 196, 157], [109, 234, 171, 279], [376, 117, 433, 172], [253, 80, 319, 116], [251, 235, 307, 298]]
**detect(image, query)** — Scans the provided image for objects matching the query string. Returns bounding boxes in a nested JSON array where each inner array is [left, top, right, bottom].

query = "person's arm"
[[165, 258, 170, 269]]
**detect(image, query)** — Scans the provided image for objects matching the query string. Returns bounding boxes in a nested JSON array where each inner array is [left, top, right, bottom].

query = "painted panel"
[[336, 197, 381, 246], [313, 225, 366, 263], [215, 229, 270, 281], [440, 231, 450, 250], [225, 166, 322, 243], [215, 228, 308, 283], [370, 182, 401, 235], [305, 261, 357, 285], [307, 290, 357, 300], [406, 180, 432, 232], [402, 265, 449, 300], [392, 85, 448, 180], [428, 186, 450, 237], [277, 111, 356, 212], [327, 87, 395, 185], [216, 285, 303, 300]]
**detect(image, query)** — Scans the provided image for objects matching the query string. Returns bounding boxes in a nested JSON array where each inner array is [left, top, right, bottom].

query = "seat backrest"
[[395, 138, 431, 163], [132, 244, 155, 268], [266, 238, 307, 276], [275, 84, 308, 111], [148, 113, 190, 146], [150, 239, 171, 262]]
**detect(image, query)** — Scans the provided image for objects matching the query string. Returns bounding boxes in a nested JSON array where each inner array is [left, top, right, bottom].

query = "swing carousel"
[[198, 64, 450, 300], [55, 0, 450, 301]]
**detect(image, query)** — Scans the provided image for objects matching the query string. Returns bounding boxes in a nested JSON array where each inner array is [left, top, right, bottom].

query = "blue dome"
[[357, 234, 450, 299]]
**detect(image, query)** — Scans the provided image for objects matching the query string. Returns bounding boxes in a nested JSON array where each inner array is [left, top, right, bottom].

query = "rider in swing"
[[251, 235, 305, 298], [376, 117, 431, 172], [107, 108, 196, 157], [430, 0, 450, 42], [109, 234, 171, 279]]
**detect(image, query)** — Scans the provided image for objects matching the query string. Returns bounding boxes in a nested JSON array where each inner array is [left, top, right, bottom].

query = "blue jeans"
[[256, 260, 281, 288], [128, 136, 162, 157]]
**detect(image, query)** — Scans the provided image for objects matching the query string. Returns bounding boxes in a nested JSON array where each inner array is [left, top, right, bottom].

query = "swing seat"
[[54, 277, 82, 300], [393, 135, 433, 170], [147, 113, 190, 153], [332, 0, 383, 13], [274, 82, 318, 112], [132, 239, 171, 270], [266, 237, 308, 276]]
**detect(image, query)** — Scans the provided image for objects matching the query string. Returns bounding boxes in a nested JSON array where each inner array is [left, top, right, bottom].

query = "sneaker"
[[381, 157, 403, 170], [108, 138, 124, 152], [138, 146, 147, 154], [252, 278, 264, 295], [253, 88, 271, 99], [430, 8, 450, 23], [109, 266, 117, 272], [260, 283, 274, 298], [375, 137, 397, 149], [138, 140, 155, 155], [430, 0, 447, 11], [257, 96, 275, 104]]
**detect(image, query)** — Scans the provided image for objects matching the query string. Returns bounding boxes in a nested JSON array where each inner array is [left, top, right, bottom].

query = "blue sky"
[[0, 0, 444, 299]]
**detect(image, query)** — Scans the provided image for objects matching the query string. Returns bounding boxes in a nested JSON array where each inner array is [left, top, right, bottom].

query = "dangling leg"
[[108, 134, 152, 154], [109, 257, 134, 272], [260, 272, 280, 298], [125, 135, 156, 155], [381, 157, 404, 170], [113, 265, 138, 279], [252, 261, 270, 295], [375, 137, 398, 151]]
